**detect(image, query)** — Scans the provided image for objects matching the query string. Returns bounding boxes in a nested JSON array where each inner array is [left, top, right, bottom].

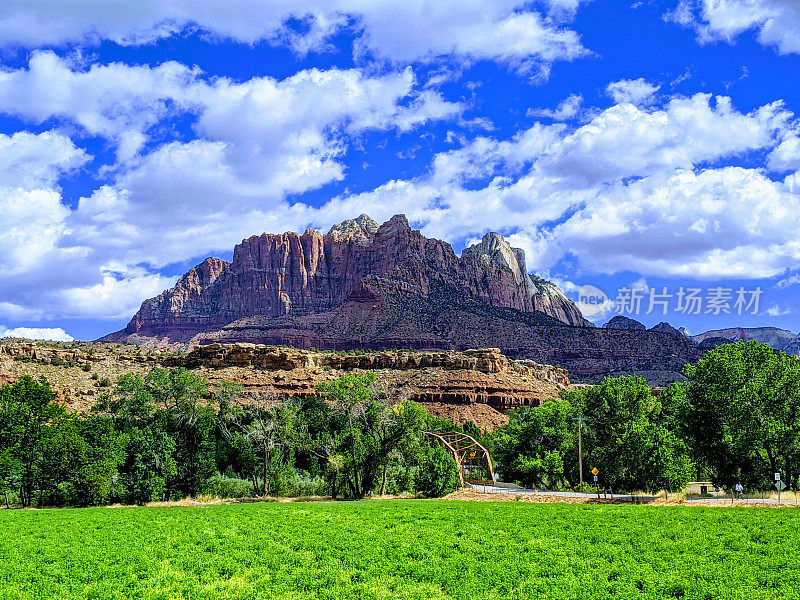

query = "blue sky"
[[1, 0, 800, 341]]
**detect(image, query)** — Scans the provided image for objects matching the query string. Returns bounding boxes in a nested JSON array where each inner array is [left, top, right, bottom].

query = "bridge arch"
[[424, 431, 496, 487]]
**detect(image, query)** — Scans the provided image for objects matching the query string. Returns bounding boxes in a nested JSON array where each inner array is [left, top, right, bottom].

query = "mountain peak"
[[463, 232, 529, 285], [603, 315, 646, 330], [105, 215, 589, 346], [327, 214, 380, 243]]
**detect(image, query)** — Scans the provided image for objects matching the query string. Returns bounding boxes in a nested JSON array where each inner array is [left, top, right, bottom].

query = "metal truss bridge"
[[424, 431, 496, 486]]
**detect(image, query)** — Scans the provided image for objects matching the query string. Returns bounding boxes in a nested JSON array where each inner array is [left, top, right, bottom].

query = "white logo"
[[576, 284, 612, 318]]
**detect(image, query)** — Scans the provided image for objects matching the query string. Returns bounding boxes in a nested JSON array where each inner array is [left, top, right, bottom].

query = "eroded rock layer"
[[170, 344, 570, 418], [190, 296, 700, 382]]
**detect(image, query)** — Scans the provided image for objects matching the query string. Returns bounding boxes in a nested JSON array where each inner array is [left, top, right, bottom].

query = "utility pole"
[[573, 416, 588, 490]]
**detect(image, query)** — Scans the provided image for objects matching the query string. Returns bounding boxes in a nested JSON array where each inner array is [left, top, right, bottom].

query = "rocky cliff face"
[[0, 340, 570, 431], [170, 344, 571, 427], [105, 214, 586, 343], [176, 344, 569, 385], [181, 296, 700, 382], [124, 257, 231, 335]]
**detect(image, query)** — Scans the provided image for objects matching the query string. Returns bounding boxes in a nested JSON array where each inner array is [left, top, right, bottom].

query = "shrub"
[[285, 471, 327, 497], [202, 474, 253, 499]]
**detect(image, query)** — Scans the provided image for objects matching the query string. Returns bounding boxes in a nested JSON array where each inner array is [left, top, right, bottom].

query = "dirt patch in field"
[[111, 494, 412, 508], [443, 489, 617, 504]]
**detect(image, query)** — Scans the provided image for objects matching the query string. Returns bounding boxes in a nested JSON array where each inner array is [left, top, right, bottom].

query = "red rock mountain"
[[103, 214, 700, 381], [110, 214, 585, 339]]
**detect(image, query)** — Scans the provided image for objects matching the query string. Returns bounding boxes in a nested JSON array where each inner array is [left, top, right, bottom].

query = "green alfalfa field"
[[2, 500, 799, 600]]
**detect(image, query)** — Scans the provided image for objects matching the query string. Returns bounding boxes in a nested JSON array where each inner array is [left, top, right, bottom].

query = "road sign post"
[[776, 478, 786, 503], [592, 468, 599, 498]]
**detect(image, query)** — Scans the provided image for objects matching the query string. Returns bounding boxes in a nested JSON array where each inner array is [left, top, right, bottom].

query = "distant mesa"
[[692, 327, 800, 357], [101, 215, 701, 383]]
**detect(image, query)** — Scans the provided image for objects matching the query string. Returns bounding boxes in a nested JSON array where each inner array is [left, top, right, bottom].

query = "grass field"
[[1, 500, 800, 600]]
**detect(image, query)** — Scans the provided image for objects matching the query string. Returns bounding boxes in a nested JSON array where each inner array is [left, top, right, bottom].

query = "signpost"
[[775, 473, 785, 503], [592, 467, 599, 498]]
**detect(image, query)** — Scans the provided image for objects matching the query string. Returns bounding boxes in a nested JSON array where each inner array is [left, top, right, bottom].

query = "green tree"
[[462, 420, 482, 441], [222, 394, 301, 496], [676, 340, 800, 490], [145, 367, 208, 411], [491, 377, 693, 493], [489, 399, 576, 489], [121, 423, 177, 504], [0, 376, 65, 507], [315, 373, 426, 498], [33, 415, 126, 507], [0, 447, 19, 507], [564, 376, 693, 493]]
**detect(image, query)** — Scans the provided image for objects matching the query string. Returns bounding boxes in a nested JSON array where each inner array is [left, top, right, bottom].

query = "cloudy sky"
[[1, 0, 800, 341]]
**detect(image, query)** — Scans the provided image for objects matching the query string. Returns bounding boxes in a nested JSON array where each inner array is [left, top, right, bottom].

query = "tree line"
[[489, 340, 800, 494], [0, 370, 460, 508], [1, 339, 796, 506]]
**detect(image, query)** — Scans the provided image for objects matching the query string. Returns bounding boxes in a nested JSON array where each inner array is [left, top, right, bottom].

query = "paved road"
[[471, 483, 799, 505], [685, 496, 799, 505], [470, 484, 656, 502]]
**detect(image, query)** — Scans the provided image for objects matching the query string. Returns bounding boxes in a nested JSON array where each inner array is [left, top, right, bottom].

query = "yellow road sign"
[[591, 467, 599, 476]]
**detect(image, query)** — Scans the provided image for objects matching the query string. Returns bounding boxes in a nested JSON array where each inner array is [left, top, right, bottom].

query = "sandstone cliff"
[[104, 214, 585, 340], [170, 344, 571, 429], [0, 341, 572, 431], [190, 297, 700, 382]]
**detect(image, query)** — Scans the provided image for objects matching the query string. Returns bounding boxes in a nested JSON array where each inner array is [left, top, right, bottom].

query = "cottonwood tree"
[[673, 341, 800, 490], [492, 376, 693, 493], [0, 376, 65, 507], [220, 392, 302, 496], [315, 372, 426, 498], [564, 376, 693, 493], [490, 398, 576, 490], [96, 367, 232, 499]]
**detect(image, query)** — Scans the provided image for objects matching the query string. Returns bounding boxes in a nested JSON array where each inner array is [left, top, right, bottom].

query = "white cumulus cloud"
[[670, 0, 800, 54], [0, 1, 588, 72], [0, 58, 461, 322], [318, 90, 800, 280], [527, 94, 583, 120], [605, 78, 660, 105], [0, 326, 74, 341]]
